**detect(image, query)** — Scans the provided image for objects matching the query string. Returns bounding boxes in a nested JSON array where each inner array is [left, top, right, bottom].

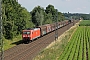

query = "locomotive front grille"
[[23, 37, 30, 41]]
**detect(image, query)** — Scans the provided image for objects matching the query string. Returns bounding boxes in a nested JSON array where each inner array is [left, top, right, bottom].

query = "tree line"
[[63, 12, 90, 20], [2, 0, 65, 39], [30, 5, 65, 27]]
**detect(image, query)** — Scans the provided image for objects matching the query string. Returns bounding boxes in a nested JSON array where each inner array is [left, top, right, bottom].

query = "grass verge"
[[3, 35, 22, 51]]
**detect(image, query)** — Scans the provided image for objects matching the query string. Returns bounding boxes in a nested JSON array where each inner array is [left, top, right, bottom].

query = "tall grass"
[[3, 35, 22, 51]]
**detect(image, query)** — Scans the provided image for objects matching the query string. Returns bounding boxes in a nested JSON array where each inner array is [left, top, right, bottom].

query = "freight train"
[[22, 20, 72, 43]]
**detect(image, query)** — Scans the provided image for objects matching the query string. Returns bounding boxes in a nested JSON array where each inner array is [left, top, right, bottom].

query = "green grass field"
[[58, 26, 90, 60], [79, 20, 90, 26]]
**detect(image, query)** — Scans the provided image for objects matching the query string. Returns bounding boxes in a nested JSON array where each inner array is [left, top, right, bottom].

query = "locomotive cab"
[[22, 30, 31, 42]]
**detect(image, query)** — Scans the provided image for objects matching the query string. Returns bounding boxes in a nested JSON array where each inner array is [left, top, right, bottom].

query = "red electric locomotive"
[[22, 28, 40, 43]]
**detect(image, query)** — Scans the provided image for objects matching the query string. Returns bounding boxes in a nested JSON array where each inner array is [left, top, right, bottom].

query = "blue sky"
[[18, 0, 90, 14]]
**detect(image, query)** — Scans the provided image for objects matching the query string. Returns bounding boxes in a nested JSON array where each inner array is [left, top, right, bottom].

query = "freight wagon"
[[44, 24, 52, 33], [50, 23, 55, 31], [38, 25, 47, 36]]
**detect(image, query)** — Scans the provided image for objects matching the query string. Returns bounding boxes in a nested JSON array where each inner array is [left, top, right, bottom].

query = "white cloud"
[[77, 8, 82, 10], [75, 6, 87, 13], [82, 6, 86, 9], [66, 0, 71, 1], [76, 6, 87, 11]]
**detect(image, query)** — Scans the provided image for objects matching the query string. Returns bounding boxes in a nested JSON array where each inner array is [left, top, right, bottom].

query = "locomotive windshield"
[[23, 31, 30, 34]]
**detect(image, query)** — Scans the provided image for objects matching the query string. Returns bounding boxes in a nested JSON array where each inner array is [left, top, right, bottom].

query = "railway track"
[[0, 21, 78, 60]]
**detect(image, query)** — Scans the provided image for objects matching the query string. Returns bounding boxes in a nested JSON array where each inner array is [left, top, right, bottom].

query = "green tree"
[[31, 6, 44, 26], [44, 13, 53, 24], [2, 0, 34, 39]]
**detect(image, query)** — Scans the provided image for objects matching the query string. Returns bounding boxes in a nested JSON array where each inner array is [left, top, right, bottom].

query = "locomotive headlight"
[[28, 35, 30, 37], [23, 35, 25, 37]]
